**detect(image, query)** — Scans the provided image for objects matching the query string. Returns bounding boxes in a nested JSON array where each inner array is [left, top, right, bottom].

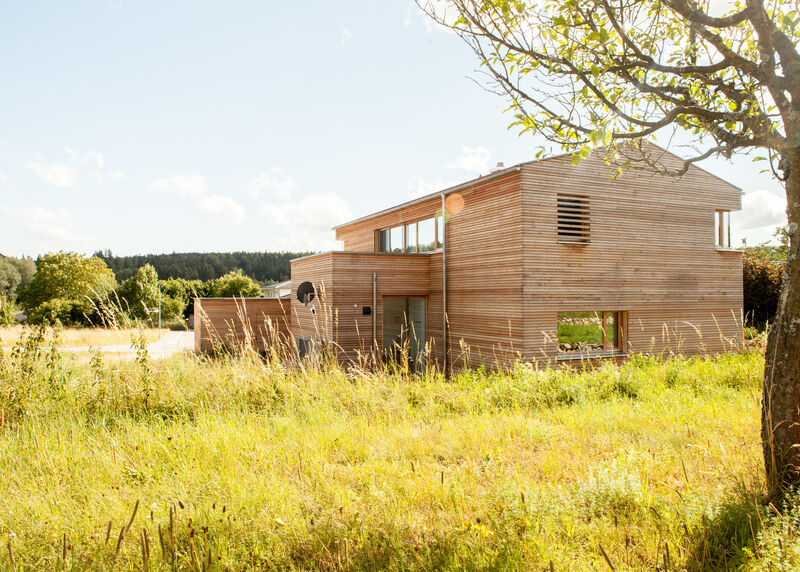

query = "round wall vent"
[[297, 281, 316, 304]]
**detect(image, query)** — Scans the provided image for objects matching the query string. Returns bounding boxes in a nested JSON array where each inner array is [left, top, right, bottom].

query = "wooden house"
[[197, 148, 743, 369]]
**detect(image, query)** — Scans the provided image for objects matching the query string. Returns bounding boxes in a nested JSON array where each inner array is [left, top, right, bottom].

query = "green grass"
[[0, 331, 785, 570]]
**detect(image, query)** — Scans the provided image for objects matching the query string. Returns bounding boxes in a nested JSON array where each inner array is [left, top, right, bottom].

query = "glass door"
[[382, 297, 426, 369]]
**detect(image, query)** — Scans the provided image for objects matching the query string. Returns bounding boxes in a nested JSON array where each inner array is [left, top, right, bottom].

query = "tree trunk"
[[763, 150, 800, 496]]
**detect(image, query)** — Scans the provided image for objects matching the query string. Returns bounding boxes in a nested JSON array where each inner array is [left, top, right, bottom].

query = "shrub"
[[28, 298, 94, 327], [212, 270, 262, 298], [743, 254, 784, 328], [116, 264, 160, 320], [0, 294, 16, 326]]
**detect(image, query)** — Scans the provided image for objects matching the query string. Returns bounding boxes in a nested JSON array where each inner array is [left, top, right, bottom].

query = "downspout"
[[372, 271, 378, 359], [441, 193, 447, 376]]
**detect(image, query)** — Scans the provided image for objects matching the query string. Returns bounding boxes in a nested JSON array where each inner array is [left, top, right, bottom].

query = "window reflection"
[[418, 218, 436, 252]]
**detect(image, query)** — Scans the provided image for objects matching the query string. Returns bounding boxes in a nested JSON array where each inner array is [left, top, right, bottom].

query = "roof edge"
[[332, 165, 523, 230], [332, 142, 743, 231]]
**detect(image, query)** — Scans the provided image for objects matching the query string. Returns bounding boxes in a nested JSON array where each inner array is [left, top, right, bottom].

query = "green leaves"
[[589, 128, 613, 147]]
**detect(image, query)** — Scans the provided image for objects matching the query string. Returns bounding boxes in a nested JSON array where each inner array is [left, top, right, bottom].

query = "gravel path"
[[60, 331, 194, 360]]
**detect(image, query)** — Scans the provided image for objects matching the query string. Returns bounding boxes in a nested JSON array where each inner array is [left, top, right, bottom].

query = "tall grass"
[[0, 330, 776, 570]]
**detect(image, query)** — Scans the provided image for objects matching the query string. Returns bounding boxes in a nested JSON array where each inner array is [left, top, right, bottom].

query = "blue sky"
[[0, 0, 788, 258]]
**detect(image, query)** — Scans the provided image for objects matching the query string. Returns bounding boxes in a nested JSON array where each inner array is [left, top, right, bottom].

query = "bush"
[[743, 254, 784, 328], [28, 298, 94, 327], [0, 294, 16, 326], [212, 270, 262, 298]]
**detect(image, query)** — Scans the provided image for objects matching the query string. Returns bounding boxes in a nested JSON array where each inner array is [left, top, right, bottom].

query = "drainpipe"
[[441, 193, 447, 376], [372, 271, 377, 358]]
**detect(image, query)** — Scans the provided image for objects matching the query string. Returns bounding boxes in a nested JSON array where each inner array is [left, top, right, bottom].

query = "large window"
[[378, 216, 443, 253], [417, 217, 436, 252], [557, 311, 625, 354], [715, 210, 731, 248], [405, 222, 417, 253], [378, 226, 405, 253]]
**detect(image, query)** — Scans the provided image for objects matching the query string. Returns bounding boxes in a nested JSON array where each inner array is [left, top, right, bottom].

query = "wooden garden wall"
[[194, 298, 290, 353]]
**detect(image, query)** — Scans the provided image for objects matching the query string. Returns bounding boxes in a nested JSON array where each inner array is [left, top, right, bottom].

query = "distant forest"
[[94, 251, 312, 283]]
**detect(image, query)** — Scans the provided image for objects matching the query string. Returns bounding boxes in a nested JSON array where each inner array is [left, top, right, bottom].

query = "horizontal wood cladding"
[[200, 149, 744, 369], [441, 172, 525, 369], [194, 298, 290, 353], [290, 252, 436, 363], [520, 152, 743, 359], [336, 196, 443, 252]]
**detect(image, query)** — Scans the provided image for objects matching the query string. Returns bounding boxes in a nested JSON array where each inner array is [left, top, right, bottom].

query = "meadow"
[[0, 326, 164, 349], [0, 326, 793, 570]]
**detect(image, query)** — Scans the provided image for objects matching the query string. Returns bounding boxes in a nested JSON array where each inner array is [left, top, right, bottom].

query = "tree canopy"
[[212, 270, 262, 298], [420, 0, 798, 173], [418, 0, 800, 496], [94, 251, 308, 283], [19, 252, 116, 312]]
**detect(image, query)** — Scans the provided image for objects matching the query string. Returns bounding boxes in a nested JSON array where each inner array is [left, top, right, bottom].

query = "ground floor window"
[[557, 311, 625, 354]]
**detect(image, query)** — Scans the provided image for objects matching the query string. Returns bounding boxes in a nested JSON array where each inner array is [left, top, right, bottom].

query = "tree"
[[0, 258, 21, 300], [19, 252, 117, 313], [9, 256, 36, 290], [117, 264, 160, 320], [418, 0, 800, 494], [212, 270, 262, 298]]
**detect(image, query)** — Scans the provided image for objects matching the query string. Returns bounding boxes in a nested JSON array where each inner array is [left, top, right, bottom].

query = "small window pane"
[[437, 214, 445, 248], [378, 229, 389, 252], [605, 312, 619, 350], [557, 312, 604, 352], [715, 211, 731, 248], [405, 222, 417, 253], [390, 226, 403, 253], [418, 218, 436, 252]]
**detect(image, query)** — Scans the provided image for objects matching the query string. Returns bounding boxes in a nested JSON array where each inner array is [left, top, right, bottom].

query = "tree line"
[[93, 250, 310, 283], [0, 252, 267, 327]]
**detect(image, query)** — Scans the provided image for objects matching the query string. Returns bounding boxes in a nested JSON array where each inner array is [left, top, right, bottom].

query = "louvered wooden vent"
[[557, 194, 590, 244]]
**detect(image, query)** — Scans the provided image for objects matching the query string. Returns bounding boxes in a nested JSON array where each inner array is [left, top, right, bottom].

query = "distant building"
[[261, 280, 291, 299]]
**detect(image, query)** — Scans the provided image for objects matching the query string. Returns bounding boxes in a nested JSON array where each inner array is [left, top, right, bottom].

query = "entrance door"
[[382, 297, 426, 369]]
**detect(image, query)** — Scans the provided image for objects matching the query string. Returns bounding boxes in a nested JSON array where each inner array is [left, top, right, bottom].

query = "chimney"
[[491, 161, 505, 173]]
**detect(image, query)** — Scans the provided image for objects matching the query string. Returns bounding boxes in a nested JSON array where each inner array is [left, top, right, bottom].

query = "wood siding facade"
[[195, 149, 743, 368], [194, 298, 291, 353]]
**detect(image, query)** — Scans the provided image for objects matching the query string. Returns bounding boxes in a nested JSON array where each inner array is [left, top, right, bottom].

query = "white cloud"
[[24, 159, 77, 188], [258, 192, 353, 250], [407, 177, 459, 199], [0, 173, 6, 185], [446, 146, 493, 174], [247, 167, 297, 200], [150, 173, 247, 224], [340, 28, 352, 45], [1, 205, 93, 245], [734, 188, 787, 233], [151, 173, 208, 198], [198, 195, 248, 224], [65, 147, 105, 168]]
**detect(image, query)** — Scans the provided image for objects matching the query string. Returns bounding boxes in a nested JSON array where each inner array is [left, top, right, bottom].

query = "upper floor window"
[[378, 226, 405, 253], [378, 215, 443, 253], [715, 210, 731, 249], [557, 194, 590, 244]]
